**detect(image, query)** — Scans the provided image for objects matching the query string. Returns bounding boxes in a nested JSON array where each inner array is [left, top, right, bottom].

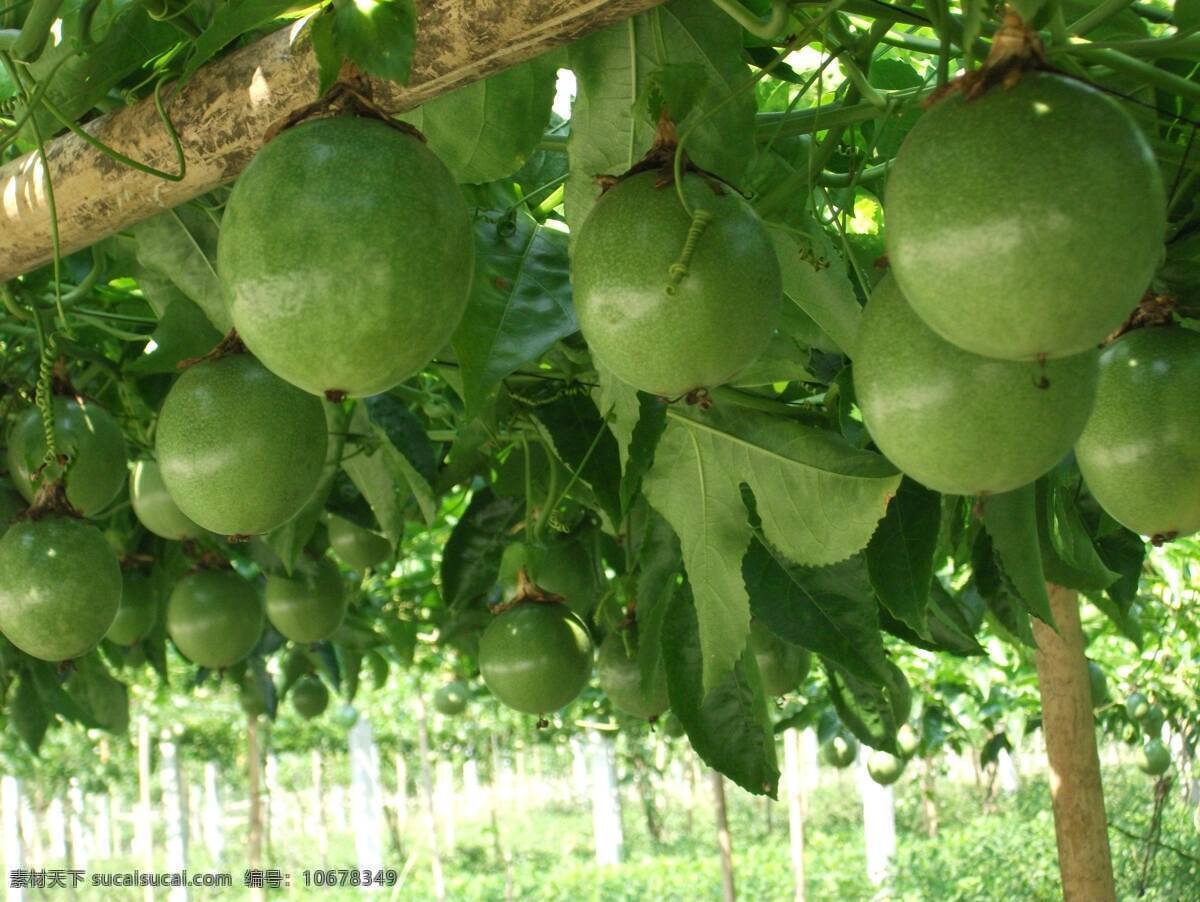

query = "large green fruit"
[[897, 724, 921, 760], [854, 276, 1098, 495], [821, 733, 859, 769], [156, 354, 326, 536], [219, 117, 474, 398], [0, 516, 120, 661], [750, 621, 811, 697], [1075, 328, 1200, 540], [572, 170, 781, 397], [597, 628, 668, 720], [326, 514, 392, 571], [166, 569, 264, 668], [8, 398, 127, 516], [433, 681, 469, 716], [1087, 661, 1109, 709], [867, 750, 906, 786], [0, 485, 24, 533], [291, 674, 329, 720], [886, 71, 1164, 361], [1125, 692, 1150, 722], [130, 460, 205, 540], [479, 601, 593, 715], [265, 556, 345, 644], [1136, 739, 1171, 776], [106, 572, 158, 646]]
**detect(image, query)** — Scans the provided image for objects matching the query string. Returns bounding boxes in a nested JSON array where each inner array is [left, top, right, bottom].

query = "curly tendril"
[[35, 330, 59, 467], [665, 209, 714, 295]]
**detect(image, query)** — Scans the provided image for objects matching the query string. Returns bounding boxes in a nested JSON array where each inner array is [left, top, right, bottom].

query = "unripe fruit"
[[239, 681, 268, 717], [130, 460, 205, 540], [822, 733, 859, 769], [1075, 328, 1200, 541], [597, 628, 668, 720], [1136, 738, 1170, 776], [0, 516, 120, 661], [433, 681, 469, 716], [156, 354, 326, 536], [867, 750, 906, 785], [1087, 661, 1109, 709], [106, 572, 158, 646], [265, 556, 346, 644], [749, 621, 811, 697], [662, 713, 686, 739], [1125, 692, 1150, 722], [897, 724, 921, 760], [291, 674, 330, 720], [167, 569, 264, 669], [8, 398, 127, 516], [886, 71, 1164, 360], [572, 170, 781, 397], [479, 601, 593, 715], [854, 275, 1097, 495]]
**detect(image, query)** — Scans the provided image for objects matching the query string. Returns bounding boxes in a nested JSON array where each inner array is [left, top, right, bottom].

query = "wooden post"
[[159, 738, 188, 902], [136, 716, 154, 902], [588, 730, 624, 866], [710, 771, 736, 902], [858, 752, 897, 888], [415, 694, 446, 902], [783, 729, 806, 902], [0, 0, 668, 281], [247, 716, 264, 902], [2, 776, 23, 902], [202, 762, 225, 864], [348, 718, 385, 873], [1033, 584, 1117, 902], [311, 751, 328, 860]]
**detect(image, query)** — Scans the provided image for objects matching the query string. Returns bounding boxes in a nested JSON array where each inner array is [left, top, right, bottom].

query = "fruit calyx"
[[1105, 292, 1178, 345], [26, 480, 81, 521], [178, 330, 246, 370], [931, 6, 1046, 104], [492, 567, 565, 615]]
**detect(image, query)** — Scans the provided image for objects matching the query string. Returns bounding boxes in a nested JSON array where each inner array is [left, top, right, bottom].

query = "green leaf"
[[309, 10, 341, 95], [451, 211, 576, 416], [12, 672, 50, 753], [644, 405, 898, 692], [744, 540, 890, 685], [1178, 0, 1200, 31], [331, 0, 417, 85], [341, 404, 437, 537], [636, 63, 711, 125], [769, 228, 862, 358], [128, 296, 223, 375], [66, 654, 129, 735], [403, 58, 558, 184], [661, 585, 778, 797], [982, 484, 1054, 627], [1036, 476, 1119, 592], [825, 659, 910, 753], [619, 392, 668, 516], [970, 532, 1036, 648], [182, 0, 300, 82], [529, 394, 622, 526], [132, 206, 231, 333], [440, 489, 523, 609], [1092, 528, 1145, 646], [635, 508, 681, 689], [866, 478, 940, 638], [565, 0, 757, 234]]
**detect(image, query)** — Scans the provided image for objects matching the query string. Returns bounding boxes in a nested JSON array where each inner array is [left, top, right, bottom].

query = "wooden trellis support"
[[0, 0, 665, 282]]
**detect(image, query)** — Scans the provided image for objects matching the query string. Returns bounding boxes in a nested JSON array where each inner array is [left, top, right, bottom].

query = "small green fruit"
[[479, 601, 593, 715], [854, 275, 1098, 495], [265, 556, 346, 644], [572, 170, 781, 397], [333, 703, 359, 728], [597, 628, 668, 720], [130, 460, 205, 540], [662, 713, 686, 739], [1075, 328, 1200, 540], [291, 674, 329, 720], [326, 514, 392, 571], [167, 569, 264, 669], [897, 724, 921, 760], [749, 621, 811, 697], [433, 681, 469, 716], [1136, 739, 1170, 776], [867, 750, 906, 786], [1142, 705, 1165, 738], [1087, 661, 1109, 709], [156, 354, 326, 536], [8, 398, 127, 516], [822, 734, 859, 769], [239, 680, 268, 717], [1125, 692, 1150, 722], [105, 572, 158, 646], [886, 71, 1164, 360], [0, 516, 120, 661]]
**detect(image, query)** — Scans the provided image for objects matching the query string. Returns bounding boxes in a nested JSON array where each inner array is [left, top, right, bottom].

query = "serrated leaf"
[[403, 58, 557, 184], [644, 405, 898, 692], [661, 585, 778, 796], [331, 0, 417, 85], [565, 0, 756, 234], [636, 63, 711, 125], [452, 211, 575, 416], [866, 478, 940, 638], [635, 509, 680, 688], [341, 404, 437, 537], [66, 654, 129, 735], [12, 673, 50, 753], [982, 484, 1055, 627], [182, 0, 300, 82], [769, 227, 861, 358], [620, 392, 668, 515], [1092, 528, 1145, 646], [971, 531, 1036, 648], [824, 659, 909, 753], [132, 206, 231, 333], [1036, 477, 1119, 592], [529, 394, 622, 526], [440, 489, 523, 609]]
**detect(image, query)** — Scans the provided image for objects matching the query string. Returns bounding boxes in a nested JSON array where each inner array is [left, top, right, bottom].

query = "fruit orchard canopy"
[[0, 0, 666, 283]]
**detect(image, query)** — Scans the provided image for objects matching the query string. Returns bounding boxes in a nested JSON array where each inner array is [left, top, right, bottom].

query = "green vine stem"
[[5, 0, 60, 61], [708, 0, 791, 40]]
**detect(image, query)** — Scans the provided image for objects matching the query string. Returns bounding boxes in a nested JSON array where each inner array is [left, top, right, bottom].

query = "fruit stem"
[[708, 0, 790, 40]]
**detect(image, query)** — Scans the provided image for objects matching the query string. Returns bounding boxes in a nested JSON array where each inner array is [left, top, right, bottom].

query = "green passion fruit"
[[1087, 661, 1109, 709], [1136, 739, 1171, 776], [886, 71, 1164, 361], [571, 170, 781, 397], [821, 733, 859, 769], [239, 679, 268, 717], [479, 601, 594, 715], [8, 397, 127, 517], [433, 681, 469, 716], [1125, 691, 1150, 722], [326, 514, 392, 571], [1075, 328, 1200, 541], [1142, 705, 1165, 738], [597, 628, 668, 720], [0, 516, 120, 661], [750, 621, 811, 697], [291, 674, 330, 719], [867, 750, 906, 786], [105, 572, 158, 646], [219, 116, 474, 398], [0, 485, 23, 534], [854, 276, 1098, 495], [897, 724, 921, 760], [130, 460, 205, 540], [166, 569, 264, 669], [265, 556, 346, 644], [156, 354, 326, 536]]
